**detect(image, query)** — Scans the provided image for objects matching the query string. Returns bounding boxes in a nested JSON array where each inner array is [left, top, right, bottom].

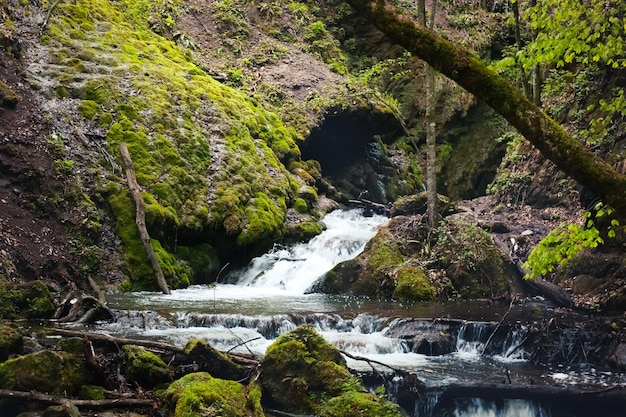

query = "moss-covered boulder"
[[260, 325, 353, 413], [122, 344, 172, 388], [162, 372, 261, 417], [0, 350, 91, 395], [183, 339, 245, 381], [390, 191, 454, 217], [392, 265, 435, 301], [0, 323, 22, 362], [315, 228, 402, 297], [435, 214, 508, 298], [319, 391, 403, 417], [314, 228, 435, 301], [0, 278, 55, 319]]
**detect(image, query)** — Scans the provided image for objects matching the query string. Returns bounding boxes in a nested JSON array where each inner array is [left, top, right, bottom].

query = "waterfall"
[[231, 209, 388, 294]]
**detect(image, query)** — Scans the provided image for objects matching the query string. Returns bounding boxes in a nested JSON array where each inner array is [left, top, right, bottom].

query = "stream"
[[82, 209, 625, 416]]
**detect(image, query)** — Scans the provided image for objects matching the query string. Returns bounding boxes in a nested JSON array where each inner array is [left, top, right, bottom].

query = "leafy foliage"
[[524, 202, 621, 278]]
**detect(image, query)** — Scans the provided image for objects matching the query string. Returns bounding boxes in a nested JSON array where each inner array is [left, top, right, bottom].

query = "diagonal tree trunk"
[[346, 0, 626, 216]]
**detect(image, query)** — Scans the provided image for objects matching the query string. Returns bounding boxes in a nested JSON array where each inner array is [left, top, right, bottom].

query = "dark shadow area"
[[301, 107, 402, 203]]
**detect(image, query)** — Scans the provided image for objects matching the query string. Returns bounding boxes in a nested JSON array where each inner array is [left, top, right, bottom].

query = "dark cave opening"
[[301, 108, 402, 204]]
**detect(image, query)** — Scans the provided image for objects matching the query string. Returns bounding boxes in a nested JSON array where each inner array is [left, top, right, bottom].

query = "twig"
[[339, 349, 402, 373], [39, 0, 63, 36], [213, 262, 230, 311], [0, 389, 153, 409], [481, 297, 515, 355], [227, 336, 262, 354]]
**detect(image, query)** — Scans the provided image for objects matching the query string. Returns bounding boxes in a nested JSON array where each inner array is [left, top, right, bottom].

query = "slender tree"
[[345, 0, 626, 216]]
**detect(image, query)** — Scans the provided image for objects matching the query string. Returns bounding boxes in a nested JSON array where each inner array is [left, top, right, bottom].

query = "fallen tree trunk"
[[434, 382, 626, 405], [51, 328, 260, 366], [345, 0, 626, 216], [0, 389, 153, 409], [119, 142, 170, 295]]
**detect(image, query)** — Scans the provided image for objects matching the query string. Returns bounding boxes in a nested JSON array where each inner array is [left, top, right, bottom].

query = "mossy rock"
[[390, 191, 454, 217], [42, 403, 81, 417], [79, 385, 106, 400], [0, 323, 22, 362], [392, 265, 435, 301], [183, 339, 245, 381], [319, 391, 403, 417], [0, 350, 91, 395], [122, 344, 172, 388], [0, 279, 55, 319], [161, 372, 254, 417], [314, 228, 405, 297], [0, 81, 18, 108], [260, 325, 356, 414], [436, 214, 508, 298]]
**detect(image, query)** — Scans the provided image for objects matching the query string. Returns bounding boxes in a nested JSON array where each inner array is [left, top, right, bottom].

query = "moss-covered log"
[[346, 0, 626, 216]]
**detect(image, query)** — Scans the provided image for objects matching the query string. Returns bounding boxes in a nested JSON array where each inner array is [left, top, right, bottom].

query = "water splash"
[[232, 209, 388, 294]]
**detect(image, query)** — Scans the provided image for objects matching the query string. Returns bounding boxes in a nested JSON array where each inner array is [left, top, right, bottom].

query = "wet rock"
[[412, 334, 455, 356], [609, 342, 626, 372]]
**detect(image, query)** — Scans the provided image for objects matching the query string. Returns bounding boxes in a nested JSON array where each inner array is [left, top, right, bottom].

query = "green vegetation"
[[0, 278, 55, 319], [42, 0, 311, 290], [524, 202, 622, 278], [123, 344, 172, 388], [261, 325, 401, 416], [161, 372, 255, 417], [0, 350, 91, 395], [0, 80, 18, 107]]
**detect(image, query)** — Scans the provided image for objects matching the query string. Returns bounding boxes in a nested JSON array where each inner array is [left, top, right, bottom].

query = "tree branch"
[[346, 0, 626, 215]]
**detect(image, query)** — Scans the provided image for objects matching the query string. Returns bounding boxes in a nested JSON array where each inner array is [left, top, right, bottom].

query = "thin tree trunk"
[[424, 0, 438, 228], [512, 0, 531, 98], [119, 142, 170, 295], [529, 0, 542, 106], [346, 0, 626, 216]]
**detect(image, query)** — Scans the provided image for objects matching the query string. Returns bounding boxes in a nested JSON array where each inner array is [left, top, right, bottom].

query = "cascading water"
[[231, 208, 389, 293], [85, 208, 624, 417]]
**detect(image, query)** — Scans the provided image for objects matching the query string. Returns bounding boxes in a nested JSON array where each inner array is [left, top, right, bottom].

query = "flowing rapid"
[[85, 209, 623, 417]]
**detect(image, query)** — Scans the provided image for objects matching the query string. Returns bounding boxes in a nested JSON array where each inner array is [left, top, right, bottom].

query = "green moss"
[[0, 81, 18, 108], [44, 0, 309, 284], [175, 244, 219, 284], [392, 265, 435, 301], [183, 339, 244, 380], [0, 351, 91, 395], [320, 391, 403, 417], [261, 325, 356, 414], [0, 324, 22, 362], [122, 344, 172, 388], [436, 216, 508, 298], [161, 372, 249, 417], [286, 219, 324, 241], [293, 197, 308, 213], [77, 99, 100, 120], [0, 280, 56, 319], [58, 337, 84, 354], [79, 385, 106, 400]]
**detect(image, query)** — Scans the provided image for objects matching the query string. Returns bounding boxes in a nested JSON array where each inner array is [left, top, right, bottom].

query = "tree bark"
[[0, 389, 154, 409], [119, 142, 170, 295], [424, 0, 438, 229], [345, 0, 626, 216]]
